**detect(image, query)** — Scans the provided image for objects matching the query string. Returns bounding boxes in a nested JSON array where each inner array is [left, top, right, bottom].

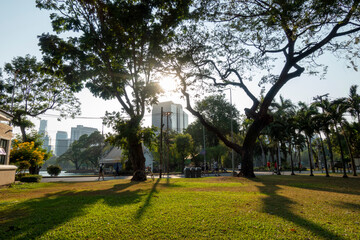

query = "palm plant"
[[269, 96, 296, 175], [313, 113, 331, 177], [328, 99, 351, 178], [348, 85, 360, 123], [314, 98, 336, 173], [296, 102, 318, 176]]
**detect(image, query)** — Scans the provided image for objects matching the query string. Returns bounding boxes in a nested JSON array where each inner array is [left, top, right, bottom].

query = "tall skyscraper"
[[152, 101, 188, 133], [39, 120, 47, 134], [70, 125, 98, 144], [56, 131, 69, 156], [38, 120, 51, 152]]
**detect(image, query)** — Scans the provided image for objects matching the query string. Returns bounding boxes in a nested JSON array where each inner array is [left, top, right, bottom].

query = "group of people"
[[201, 161, 224, 176], [97, 162, 120, 180], [266, 161, 282, 174]]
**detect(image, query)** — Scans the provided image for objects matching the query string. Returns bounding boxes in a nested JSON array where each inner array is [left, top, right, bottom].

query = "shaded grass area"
[[0, 176, 359, 239]]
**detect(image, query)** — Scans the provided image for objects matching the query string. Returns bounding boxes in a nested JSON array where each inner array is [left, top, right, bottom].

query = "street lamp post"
[[221, 88, 235, 176], [229, 88, 235, 176]]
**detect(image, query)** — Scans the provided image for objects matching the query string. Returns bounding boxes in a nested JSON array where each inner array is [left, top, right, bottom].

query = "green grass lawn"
[[1, 175, 359, 239]]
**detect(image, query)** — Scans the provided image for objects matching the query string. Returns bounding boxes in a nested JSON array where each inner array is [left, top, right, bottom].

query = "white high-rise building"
[[152, 101, 188, 133], [56, 131, 69, 156], [70, 125, 98, 144]]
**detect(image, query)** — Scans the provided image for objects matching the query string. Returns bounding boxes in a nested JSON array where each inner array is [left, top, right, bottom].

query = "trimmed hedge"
[[20, 175, 42, 183]]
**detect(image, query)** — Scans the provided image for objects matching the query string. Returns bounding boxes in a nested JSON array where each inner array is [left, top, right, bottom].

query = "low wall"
[[0, 165, 17, 186]]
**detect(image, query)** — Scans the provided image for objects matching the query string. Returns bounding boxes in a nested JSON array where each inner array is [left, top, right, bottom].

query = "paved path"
[[41, 170, 326, 183]]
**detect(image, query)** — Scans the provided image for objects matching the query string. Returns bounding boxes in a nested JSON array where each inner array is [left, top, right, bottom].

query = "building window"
[[0, 139, 9, 165]]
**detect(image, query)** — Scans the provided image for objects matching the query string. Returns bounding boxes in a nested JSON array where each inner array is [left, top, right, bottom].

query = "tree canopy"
[[36, 0, 192, 181], [1, 55, 80, 141], [167, 0, 360, 177]]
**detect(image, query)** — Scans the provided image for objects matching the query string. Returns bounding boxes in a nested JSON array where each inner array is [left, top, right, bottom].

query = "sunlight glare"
[[159, 76, 177, 93]]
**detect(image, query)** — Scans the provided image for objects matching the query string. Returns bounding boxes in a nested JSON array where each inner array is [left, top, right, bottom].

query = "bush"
[[15, 173, 28, 181], [10, 140, 46, 173], [47, 165, 62, 177], [20, 175, 42, 183]]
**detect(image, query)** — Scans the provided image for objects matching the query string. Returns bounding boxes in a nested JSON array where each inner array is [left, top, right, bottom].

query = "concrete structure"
[[152, 101, 188, 133], [70, 125, 98, 144], [100, 145, 153, 171], [0, 109, 17, 186], [55, 131, 69, 156]]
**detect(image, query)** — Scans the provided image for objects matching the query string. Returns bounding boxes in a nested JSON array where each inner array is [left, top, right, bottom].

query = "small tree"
[[175, 133, 194, 172], [1, 55, 80, 141], [10, 140, 46, 174]]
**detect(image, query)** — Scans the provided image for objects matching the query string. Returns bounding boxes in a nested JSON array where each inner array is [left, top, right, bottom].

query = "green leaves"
[[1, 55, 81, 140]]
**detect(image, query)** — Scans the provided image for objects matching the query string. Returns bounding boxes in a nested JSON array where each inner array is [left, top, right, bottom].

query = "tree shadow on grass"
[[135, 178, 160, 220], [255, 180, 345, 240], [256, 175, 360, 196], [0, 181, 142, 239], [331, 201, 360, 213]]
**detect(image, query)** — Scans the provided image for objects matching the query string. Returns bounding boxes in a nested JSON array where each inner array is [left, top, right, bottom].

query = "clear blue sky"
[[0, 1, 359, 144]]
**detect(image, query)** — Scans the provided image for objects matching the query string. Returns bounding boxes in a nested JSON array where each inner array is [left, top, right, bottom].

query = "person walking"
[[214, 161, 219, 176], [98, 163, 105, 181]]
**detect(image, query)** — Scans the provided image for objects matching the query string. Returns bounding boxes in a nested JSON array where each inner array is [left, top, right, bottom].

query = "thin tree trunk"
[[258, 137, 266, 167], [289, 143, 295, 175], [325, 131, 335, 173], [307, 136, 314, 176], [340, 124, 357, 176], [276, 142, 281, 175], [319, 134, 330, 177], [298, 146, 302, 173], [335, 127, 348, 178]]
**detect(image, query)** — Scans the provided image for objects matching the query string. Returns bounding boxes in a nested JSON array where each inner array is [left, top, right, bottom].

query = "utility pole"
[[160, 107, 163, 178], [229, 88, 235, 176], [165, 112, 172, 176], [203, 125, 206, 169]]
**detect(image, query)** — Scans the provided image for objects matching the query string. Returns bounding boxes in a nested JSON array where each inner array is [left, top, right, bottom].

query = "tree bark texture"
[[129, 139, 147, 181]]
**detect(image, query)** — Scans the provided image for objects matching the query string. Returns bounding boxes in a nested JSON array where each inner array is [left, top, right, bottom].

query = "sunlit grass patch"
[[0, 175, 359, 239]]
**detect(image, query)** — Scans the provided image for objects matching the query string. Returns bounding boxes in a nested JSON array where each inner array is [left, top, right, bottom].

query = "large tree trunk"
[[129, 139, 147, 181], [20, 125, 28, 142], [239, 143, 256, 178], [239, 116, 270, 178]]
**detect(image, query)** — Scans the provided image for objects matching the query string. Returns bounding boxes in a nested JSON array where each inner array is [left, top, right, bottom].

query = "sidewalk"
[[41, 170, 332, 183]]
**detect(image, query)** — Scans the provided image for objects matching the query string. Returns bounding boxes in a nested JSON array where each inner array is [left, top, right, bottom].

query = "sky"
[[0, 1, 359, 145]]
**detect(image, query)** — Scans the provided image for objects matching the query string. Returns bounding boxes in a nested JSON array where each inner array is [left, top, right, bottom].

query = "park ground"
[[0, 175, 359, 239]]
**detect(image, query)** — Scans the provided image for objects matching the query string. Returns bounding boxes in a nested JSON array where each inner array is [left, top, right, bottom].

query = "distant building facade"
[[38, 120, 52, 153], [152, 101, 188, 133], [56, 131, 69, 156], [0, 109, 17, 186], [70, 125, 98, 144]]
